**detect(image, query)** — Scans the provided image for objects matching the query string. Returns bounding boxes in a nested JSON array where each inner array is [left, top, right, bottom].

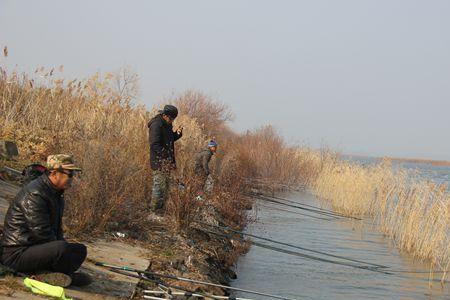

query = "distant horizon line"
[[343, 153, 450, 167]]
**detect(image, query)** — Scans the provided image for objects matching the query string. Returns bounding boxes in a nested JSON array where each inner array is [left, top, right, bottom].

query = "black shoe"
[[33, 272, 72, 287], [70, 272, 92, 287]]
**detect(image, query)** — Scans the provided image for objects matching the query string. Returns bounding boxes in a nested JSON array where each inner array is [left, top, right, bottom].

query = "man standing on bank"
[[1, 154, 91, 287], [148, 105, 183, 213]]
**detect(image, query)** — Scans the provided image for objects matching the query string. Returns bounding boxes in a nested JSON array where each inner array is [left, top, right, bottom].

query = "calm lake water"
[[233, 162, 450, 300]]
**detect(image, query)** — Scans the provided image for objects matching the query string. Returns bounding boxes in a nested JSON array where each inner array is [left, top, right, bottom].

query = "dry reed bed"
[[311, 156, 450, 273], [0, 67, 304, 238], [7, 64, 449, 281]]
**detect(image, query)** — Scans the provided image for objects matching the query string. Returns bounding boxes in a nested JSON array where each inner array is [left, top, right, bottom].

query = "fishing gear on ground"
[[95, 262, 299, 300], [144, 289, 255, 300], [111, 268, 251, 300]]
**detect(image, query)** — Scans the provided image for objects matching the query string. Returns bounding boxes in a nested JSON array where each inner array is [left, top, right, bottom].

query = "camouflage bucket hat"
[[46, 154, 82, 172]]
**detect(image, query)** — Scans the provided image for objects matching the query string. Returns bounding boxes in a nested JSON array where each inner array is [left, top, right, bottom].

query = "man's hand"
[[176, 126, 184, 135]]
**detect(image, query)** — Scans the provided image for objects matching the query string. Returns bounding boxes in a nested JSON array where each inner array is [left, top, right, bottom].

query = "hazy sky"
[[1, 1, 449, 159]]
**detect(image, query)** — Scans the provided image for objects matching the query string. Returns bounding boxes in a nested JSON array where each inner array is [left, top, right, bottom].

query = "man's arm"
[[173, 131, 182, 141], [20, 193, 56, 243], [57, 226, 65, 241], [150, 122, 164, 155], [57, 200, 65, 241], [173, 126, 183, 142]]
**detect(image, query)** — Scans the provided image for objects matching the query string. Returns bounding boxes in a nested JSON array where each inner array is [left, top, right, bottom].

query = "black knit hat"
[[160, 105, 178, 119]]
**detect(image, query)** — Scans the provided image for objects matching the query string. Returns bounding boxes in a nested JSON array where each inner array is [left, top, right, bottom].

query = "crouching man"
[[1, 154, 91, 287], [194, 140, 218, 195]]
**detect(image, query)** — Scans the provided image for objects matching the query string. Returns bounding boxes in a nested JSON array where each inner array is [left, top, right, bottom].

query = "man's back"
[[148, 114, 179, 170], [2, 175, 64, 247]]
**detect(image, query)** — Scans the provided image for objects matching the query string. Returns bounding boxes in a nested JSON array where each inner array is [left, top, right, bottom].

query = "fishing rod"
[[196, 221, 388, 269], [254, 193, 345, 215], [247, 193, 361, 220], [144, 290, 255, 300], [139, 270, 255, 300], [256, 198, 376, 227], [198, 224, 450, 277], [95, 262, 300, 300], [252, 241, 392, 275], [256, 202, 334, 221], [158, 279, 254, 300], [246, 193, 343, 219], [114, 262, 450, 291], [198, 227, 391, 275], [249, 193, 356, 220], [111, 268, 236, 300], [252, 196, 340, 219], [248, 193, 378, 227], [110, 269, 222, 300], [143, 296, 166, 300]]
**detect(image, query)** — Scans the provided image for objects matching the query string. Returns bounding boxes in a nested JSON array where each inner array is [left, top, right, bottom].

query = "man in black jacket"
[[148, 105, 183, 212], [1, 154, 90, 287]]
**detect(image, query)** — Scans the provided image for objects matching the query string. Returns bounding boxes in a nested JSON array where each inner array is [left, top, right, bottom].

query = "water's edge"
[[233, 191, 450, 300]]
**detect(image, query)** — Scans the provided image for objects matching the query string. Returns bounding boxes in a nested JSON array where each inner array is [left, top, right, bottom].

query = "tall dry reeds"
[[311, 154, 450, 274], [0, 66, 304, 237], [4, 62, 449, 278], [0, 68, 154, 234]]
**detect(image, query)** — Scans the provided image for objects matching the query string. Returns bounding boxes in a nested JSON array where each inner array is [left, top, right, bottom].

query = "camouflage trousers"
[[194, 174, 214, 194], [151, 170, 171, 212], [204, 174, 214, 193]]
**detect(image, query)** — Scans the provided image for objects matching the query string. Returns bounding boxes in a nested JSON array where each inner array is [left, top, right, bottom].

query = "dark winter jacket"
[[194, 148, 214, 176], [1, 175, 65, 247], [148, 114, 182, 171]]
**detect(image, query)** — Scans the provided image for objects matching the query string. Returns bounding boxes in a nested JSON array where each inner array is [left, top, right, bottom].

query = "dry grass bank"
[[0, 65, 304, 239]]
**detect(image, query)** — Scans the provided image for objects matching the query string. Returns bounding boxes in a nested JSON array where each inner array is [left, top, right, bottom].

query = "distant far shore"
[[386, 157, 450, 167], [344, 153, 450, 167]]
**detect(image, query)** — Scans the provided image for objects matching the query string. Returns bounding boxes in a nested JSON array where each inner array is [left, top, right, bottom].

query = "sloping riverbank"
[[0, 179, 250, 299]]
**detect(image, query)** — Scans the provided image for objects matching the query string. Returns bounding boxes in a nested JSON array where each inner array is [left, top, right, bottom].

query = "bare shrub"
[[173, 90, 233, 137], [166, 176, 203, 233]]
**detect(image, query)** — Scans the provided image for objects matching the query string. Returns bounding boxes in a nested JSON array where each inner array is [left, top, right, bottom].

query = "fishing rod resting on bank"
[[197, 226, 391, 275], [246, 193, 341, 219], [110, 269, 243, 300], [246, 193, 361, 220], [254, 193, 341, 213], [255, 202, 334, 221], [95, 262, 299, 300], [115, 268, 257, 300], [144, 290, 255, 300], [195, 221, 388, 269], [197, 217, 450, 277], [145, 273, 255, 300]]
